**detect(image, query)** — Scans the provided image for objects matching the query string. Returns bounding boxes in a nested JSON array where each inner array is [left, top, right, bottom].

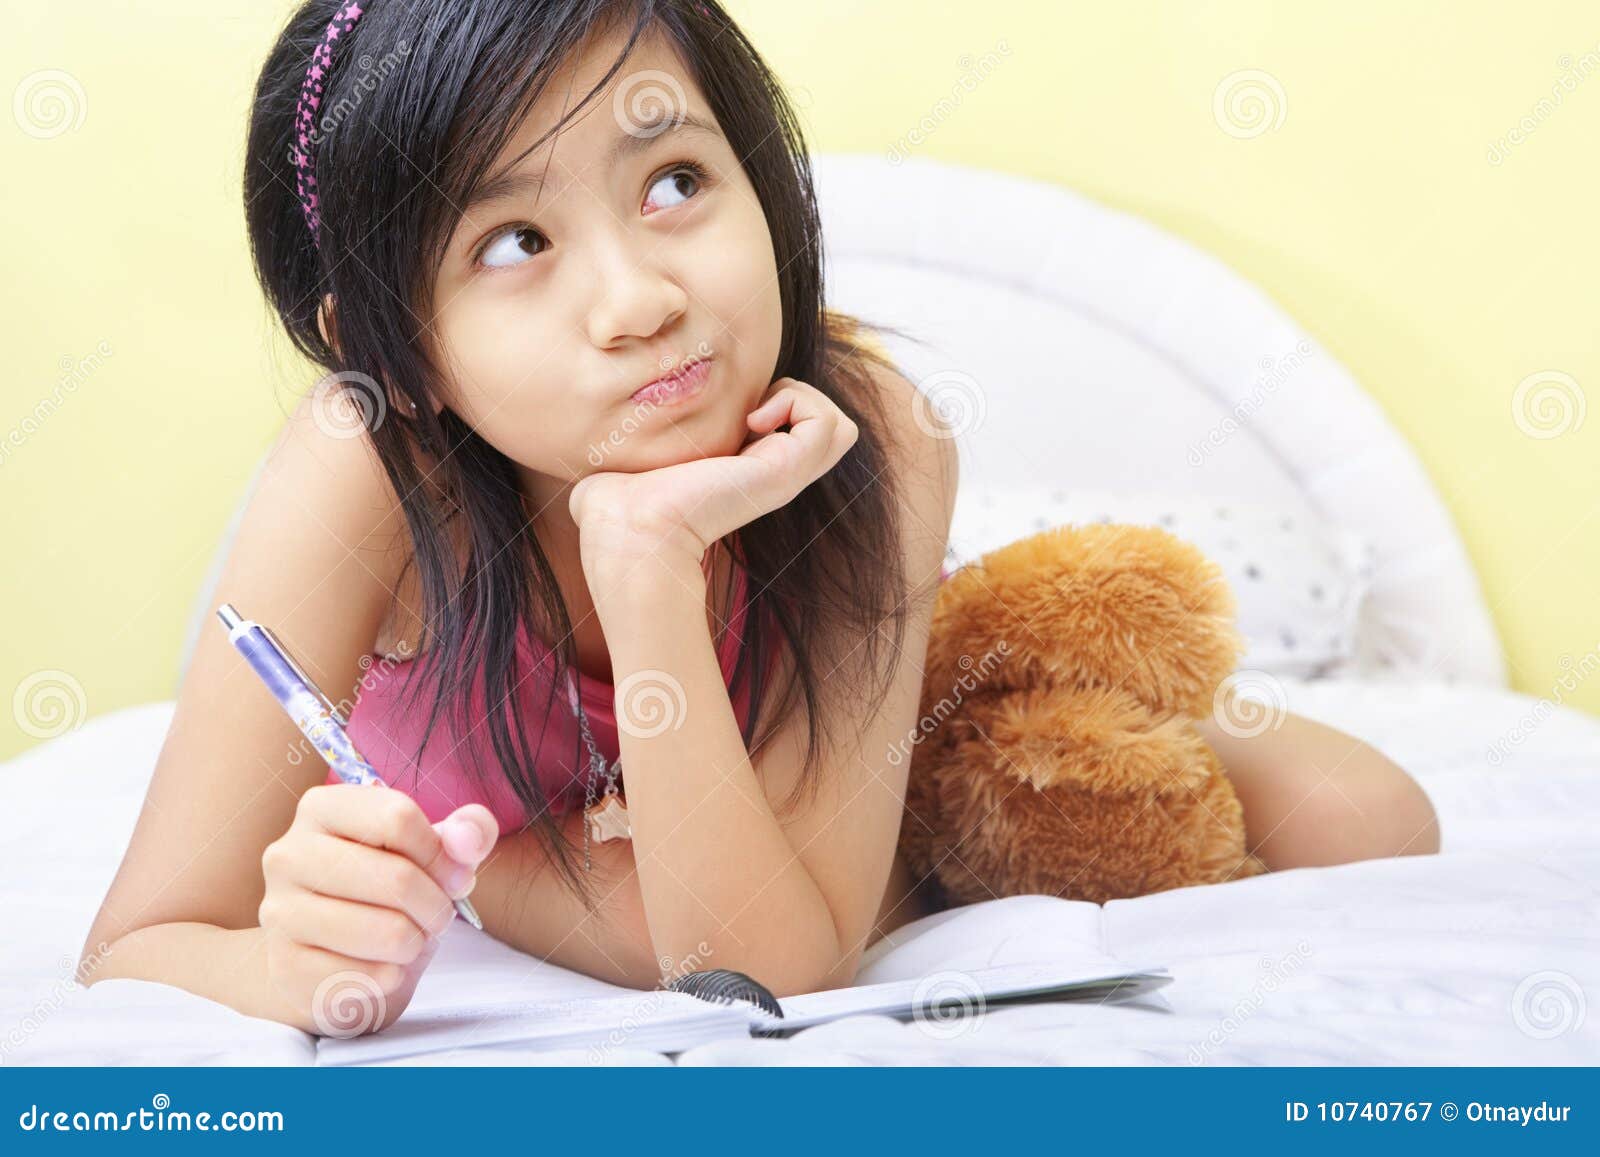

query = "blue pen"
[[215, 603, 484, 931]]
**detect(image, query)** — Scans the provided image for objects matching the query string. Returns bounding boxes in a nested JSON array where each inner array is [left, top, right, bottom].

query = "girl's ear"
[[317, 293, 441, 420]]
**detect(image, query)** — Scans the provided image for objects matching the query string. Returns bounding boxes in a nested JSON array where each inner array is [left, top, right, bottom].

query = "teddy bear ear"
[[927, 523, 1245, 720]]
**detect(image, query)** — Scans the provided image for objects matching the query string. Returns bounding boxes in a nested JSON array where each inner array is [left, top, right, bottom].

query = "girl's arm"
[[77, 396, 432, 1024], [558, 368, 957, 996], [470, 810, 663, 990], [1194, 710, 1441, 868]]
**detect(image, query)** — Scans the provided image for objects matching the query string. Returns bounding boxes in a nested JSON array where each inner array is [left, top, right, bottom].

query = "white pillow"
[[945, 487, 1377, 679]]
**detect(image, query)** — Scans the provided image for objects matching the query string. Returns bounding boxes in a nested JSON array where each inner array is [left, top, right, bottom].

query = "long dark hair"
[[243, 0, 911, 913]]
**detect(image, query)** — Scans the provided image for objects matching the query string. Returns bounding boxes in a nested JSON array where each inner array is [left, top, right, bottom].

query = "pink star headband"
[[292, 2, 368, 245]]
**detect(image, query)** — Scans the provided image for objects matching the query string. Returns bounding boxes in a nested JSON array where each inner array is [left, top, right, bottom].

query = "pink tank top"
[[336, 561, 772, 835]]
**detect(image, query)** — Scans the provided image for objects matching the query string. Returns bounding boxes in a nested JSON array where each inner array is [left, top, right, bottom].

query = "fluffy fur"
[[899, 523, 1268, 907]]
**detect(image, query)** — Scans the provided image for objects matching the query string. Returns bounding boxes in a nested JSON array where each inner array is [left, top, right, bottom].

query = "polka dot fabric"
[[945, 485, 1378, 679], [291, 2, 368, 244]]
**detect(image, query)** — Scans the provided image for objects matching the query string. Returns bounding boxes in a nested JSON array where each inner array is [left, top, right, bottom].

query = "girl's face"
[[426, 22, 783, 511]]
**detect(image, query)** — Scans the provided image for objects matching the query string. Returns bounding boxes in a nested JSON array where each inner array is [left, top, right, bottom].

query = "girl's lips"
[[629, 356, 714, 408]]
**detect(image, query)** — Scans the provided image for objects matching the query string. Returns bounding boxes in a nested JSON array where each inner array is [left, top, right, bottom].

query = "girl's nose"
[[584, 239, 689, 349]]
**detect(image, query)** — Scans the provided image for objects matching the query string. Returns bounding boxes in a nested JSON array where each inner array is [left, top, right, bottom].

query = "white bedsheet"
[[3, 678, 1596, 1066]]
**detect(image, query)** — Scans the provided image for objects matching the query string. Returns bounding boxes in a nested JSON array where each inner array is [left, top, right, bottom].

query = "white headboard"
[[811, 152, 1505, 687], [178, 156, 1506, 691]]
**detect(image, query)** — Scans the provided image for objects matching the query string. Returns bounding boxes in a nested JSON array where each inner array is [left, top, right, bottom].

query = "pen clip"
[[259, 624, 350, 729]]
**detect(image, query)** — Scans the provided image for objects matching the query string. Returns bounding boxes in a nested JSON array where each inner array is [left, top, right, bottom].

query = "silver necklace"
[[563, 669, 630, 871]]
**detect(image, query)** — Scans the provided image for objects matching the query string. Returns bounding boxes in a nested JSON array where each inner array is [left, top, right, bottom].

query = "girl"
[[80, 0, 1437, 1037]]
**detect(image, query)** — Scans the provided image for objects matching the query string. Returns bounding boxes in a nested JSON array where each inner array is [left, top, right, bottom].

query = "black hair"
[[243, 0, 917, 920]]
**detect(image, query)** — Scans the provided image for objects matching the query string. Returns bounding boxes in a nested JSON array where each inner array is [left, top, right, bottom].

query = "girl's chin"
[[585, 408, 752, 471]]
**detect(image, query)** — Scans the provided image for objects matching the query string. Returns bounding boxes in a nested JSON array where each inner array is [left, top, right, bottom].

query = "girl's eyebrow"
[[461, 111, 724, 216]]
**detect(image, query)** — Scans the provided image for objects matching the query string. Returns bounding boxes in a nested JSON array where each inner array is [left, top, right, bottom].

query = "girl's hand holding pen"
[[257, 789, 498, 1036]]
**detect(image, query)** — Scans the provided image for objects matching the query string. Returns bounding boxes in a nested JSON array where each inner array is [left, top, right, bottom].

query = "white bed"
[[5, 154, 1595, 1066]]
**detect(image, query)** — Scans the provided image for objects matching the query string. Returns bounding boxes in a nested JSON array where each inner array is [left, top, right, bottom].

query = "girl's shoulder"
[[262, 392, 414, 580], [860, 357, 961, 529]]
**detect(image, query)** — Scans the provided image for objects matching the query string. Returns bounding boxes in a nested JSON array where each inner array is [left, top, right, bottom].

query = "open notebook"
[[309, 898, 1171, 1065], [12, 897, 1165, 1065], [315, 958, 1171, 1065]]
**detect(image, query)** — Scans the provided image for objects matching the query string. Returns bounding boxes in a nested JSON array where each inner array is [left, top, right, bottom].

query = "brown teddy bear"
[[897, 522, 1268, 908]]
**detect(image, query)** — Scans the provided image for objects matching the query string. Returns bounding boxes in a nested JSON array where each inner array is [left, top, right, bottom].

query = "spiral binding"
[[666, 969, 784, 1021]]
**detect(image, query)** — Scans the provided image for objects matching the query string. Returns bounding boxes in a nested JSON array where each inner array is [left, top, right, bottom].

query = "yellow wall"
[[3, 1, 1596, 759]]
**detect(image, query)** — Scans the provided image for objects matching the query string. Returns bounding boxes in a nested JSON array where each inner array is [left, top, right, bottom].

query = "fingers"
[[295, 784, 471, 899], [278, 941, 409, 1004], [267, 831, 461, 939], [435, 804, 497, 869], [744, 378, 858, 479], [263, 888, 437, 965]]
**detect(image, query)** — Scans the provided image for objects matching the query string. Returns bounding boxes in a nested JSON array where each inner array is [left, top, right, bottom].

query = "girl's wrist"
[[582, 539, 708, 618]]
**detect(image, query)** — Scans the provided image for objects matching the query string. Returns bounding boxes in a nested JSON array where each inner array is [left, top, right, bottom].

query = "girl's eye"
[[478, 226, 548, 271], [643, 163, 706, 214], [472, 162, 708, 273]]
